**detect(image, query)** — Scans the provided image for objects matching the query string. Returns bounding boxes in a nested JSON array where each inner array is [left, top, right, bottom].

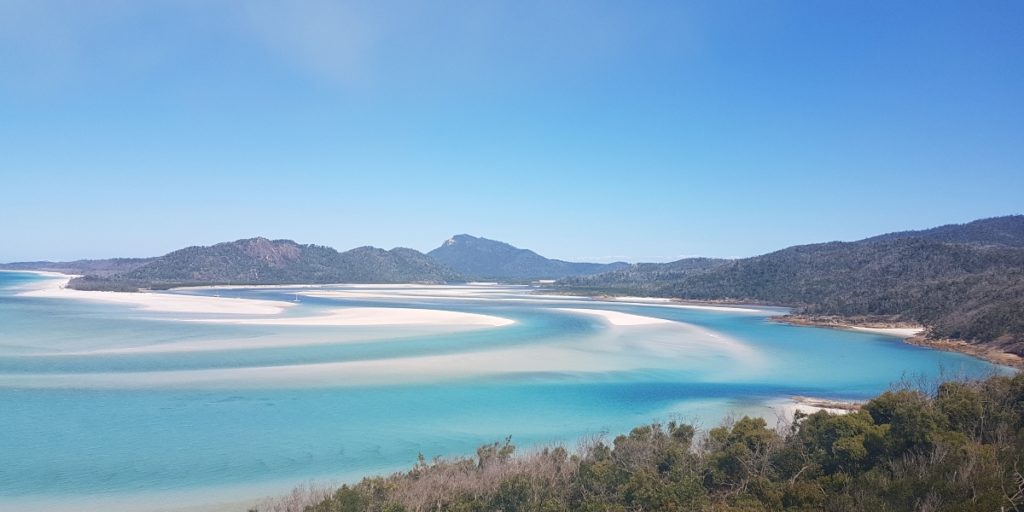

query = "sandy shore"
[[557, 308, 673, 326], [19, 274, 294, 315], [789, 396, 861, 414], [769, 396, 861, 421], [184, 307, 514, 327], [850, 326, 925, 338]]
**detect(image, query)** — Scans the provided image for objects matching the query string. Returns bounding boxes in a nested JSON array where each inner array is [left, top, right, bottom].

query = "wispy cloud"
[[0, 1, 670, 92]]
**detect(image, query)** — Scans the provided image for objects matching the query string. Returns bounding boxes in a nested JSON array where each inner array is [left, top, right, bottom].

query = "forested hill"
[[428, 234, 628, 281], [3, 234, 632, 289], [863, 215, 1024, 247], [64, 237, 458, 291], [559, 216, 1024, 353], [0, 257, 155, 276]]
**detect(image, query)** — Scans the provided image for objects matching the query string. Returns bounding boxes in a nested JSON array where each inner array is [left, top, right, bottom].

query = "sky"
[[1, 0, 1022, 263]]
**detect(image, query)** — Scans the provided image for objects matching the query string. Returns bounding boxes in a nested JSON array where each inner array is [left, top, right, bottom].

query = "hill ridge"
[[428, 233, 628, 281]]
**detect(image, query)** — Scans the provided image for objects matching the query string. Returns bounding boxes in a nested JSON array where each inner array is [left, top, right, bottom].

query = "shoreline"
[[776, 315, 1023, 370], [789, 395, 862, 414], [902, 335, 1024, 370]]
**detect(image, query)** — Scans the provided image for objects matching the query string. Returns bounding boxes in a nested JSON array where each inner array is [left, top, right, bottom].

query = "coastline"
[[775, 315, 1023, 370], [902, 335, 1024, 370]]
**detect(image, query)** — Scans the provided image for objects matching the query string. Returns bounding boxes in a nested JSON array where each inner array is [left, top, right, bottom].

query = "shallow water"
[[0, 271, 1009, 511]]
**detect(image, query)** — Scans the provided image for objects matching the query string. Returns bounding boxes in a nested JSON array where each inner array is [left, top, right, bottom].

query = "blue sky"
[[1, 1, 1021, 262]]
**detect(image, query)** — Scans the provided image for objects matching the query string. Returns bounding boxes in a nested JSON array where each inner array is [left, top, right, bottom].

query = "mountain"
[[427, 234, 628, 281], [560, 215, 1024, 353], [65, 237, 458, 291]]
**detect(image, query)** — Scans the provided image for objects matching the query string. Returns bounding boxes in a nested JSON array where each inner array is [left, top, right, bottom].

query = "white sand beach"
[[19, 275, 294, 315], [851, 326, 925, 338], [770, 396, 860, 421]]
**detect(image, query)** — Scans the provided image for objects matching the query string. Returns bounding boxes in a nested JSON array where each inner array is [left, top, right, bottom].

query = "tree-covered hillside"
[[560, 216, 1024, 353], [864, 215, 1024, 247], [557, 257, 729, 295], [67, 237, 458, 290]]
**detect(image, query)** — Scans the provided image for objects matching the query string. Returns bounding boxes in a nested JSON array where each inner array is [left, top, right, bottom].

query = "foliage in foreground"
[[257, 373, 1024, 512]]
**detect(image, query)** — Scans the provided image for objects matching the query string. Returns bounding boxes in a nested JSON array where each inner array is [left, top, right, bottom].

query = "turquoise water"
[[0, 271, 1009, 511]]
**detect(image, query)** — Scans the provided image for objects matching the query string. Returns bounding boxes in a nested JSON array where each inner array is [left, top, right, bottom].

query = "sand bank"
[[556, 308, 673, 326], [184, 307, 514, 327], [19, 275, 293, 315], [59, 308, 513, 355]]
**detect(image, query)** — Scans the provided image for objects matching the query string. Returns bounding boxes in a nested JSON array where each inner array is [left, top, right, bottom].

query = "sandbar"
[[184, 307, 514, 327], [556, 308, 673, 326], [19, 274, 293, 315]]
